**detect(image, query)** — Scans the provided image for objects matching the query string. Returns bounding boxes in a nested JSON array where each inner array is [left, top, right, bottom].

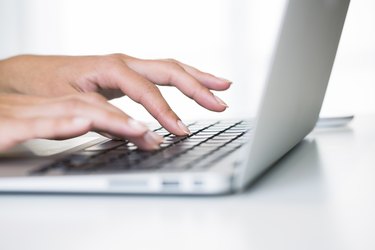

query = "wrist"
[[0, 56, 23, 94], [0, 55, 43, 95], [0, 58, 10, 93]]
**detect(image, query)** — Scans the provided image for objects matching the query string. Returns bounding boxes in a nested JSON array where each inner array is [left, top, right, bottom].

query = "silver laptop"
[[0, 0, 350, 194]]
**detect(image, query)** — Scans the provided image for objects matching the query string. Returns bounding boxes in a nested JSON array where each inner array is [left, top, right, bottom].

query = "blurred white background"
[[0, 0, 374, 123]]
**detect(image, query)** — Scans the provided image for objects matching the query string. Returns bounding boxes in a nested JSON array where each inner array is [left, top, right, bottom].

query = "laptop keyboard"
[[30, 120, 251, 176]]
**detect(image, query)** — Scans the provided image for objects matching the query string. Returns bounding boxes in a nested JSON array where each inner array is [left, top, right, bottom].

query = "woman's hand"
[[0, 93, 164, 151], [0, 54, 231, 137]]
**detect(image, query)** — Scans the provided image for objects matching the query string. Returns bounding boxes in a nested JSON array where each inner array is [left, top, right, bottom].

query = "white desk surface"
[[1, 115, 375, 250]]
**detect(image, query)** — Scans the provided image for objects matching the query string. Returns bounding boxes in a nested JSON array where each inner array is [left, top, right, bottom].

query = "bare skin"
[[0, 54, 231, 151]]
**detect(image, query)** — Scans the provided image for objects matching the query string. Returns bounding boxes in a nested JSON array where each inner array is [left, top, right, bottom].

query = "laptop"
[[0, 0, 350, 194]]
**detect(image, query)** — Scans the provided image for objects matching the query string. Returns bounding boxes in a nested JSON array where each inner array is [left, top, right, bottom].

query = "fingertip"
[[177, 120, 191, 135], [215, 78, 232, 90], [201, 76, 232, 91], [217, 77, 233, 84], [128, 131, 164, 151], [143, 131, 164, 150], [213, 95, 229, 109]]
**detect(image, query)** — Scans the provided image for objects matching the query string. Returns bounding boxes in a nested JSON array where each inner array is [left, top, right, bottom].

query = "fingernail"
[[144, 131, 163, 149], [177, 120, 191, 135], [73, 117, 91, 126], [214, 95, 229, 108], [127, 119, 149, 133], [218, 77, 232, 84]]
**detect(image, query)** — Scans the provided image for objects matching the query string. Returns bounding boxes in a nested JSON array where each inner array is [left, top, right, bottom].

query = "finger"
[[110, 65, 191, 136], [124, 56, 232, 90], [27, 117, 92, 140], [14, 95, 151, 139], [0, 116, 92, 151], [124, 59, 228, 112], [167, 59, 232, 91]]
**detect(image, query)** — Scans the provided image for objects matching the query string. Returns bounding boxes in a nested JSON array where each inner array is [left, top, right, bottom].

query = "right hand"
[[0, 54, 231, 137]]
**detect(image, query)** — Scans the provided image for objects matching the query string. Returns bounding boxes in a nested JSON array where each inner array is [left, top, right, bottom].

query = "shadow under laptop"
[[242, 126, 354, 202], [241, 139, 325, 201]]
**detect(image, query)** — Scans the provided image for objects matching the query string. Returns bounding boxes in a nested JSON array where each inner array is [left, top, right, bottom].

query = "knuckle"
[[166, 60, 183, 72], [104, 53, 131, 65], [189, 87, 199, 100], [137, 84, 159, 103], [164, 58, 180, 64], [108, 53, 125, 60], [95, 54, 124, 71], [161, 61, 184, 83], [188, 84, 205, 100]]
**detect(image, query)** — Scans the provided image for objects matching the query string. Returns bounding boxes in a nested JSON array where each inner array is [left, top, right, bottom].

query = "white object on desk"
[[316, 115, 354, 128]]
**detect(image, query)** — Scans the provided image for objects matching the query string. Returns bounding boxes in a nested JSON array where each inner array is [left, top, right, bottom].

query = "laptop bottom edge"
[[0, 171, 236, 195]]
